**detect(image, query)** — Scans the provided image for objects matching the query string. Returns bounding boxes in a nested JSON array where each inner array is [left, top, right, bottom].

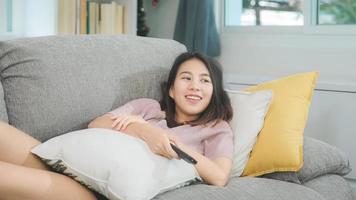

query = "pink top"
[[109, 98, 234, 160]]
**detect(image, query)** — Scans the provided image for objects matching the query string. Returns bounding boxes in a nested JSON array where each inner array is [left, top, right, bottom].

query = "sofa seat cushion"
[[303, 174, 353, 200], [153, 177, 325, 200]]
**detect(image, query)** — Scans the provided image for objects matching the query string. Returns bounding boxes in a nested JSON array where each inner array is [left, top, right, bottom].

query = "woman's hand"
[[110, 115, 147, 131], [141, 130, 179, 160], [110, 115, 178, 160]]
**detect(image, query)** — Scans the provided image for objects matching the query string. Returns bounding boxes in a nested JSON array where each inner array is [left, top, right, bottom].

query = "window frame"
[[221, 0, 356, 35]]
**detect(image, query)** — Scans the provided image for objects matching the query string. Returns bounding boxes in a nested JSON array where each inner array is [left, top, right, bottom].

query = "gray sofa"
[[0, 35, 353, 200]]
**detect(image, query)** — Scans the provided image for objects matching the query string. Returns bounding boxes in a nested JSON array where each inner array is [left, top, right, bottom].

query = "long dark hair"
[[159, 52, 233, 127]]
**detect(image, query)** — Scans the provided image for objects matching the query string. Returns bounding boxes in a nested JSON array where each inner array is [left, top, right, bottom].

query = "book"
[[56, 0, 127, 35], [114, 3, 124, 34], [99, 1, 125, 34], [58, 0, 76, 34], [123, 5, 128, 34], [80, 0, 87, 34], [99, 2, 114, 34], [88, 1, 99, 34]]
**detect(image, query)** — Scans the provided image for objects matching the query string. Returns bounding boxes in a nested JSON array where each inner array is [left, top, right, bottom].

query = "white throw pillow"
[[225, 89, 273, 177], [31, 128, 201, 200]]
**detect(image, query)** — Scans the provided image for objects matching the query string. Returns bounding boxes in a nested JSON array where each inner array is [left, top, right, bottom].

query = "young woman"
[[89, 52, 234, 187], [0, 52, 233, 200]]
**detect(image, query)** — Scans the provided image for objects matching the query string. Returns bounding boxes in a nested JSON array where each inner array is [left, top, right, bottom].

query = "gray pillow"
[[260, 136, 351, 184]]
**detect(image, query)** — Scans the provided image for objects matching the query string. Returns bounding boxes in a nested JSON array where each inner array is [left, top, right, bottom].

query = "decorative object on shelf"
[[152, 0, 159, 7], [137, 0, 149, 36]]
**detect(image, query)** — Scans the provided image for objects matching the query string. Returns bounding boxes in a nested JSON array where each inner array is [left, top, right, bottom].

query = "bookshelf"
[[1, 0, 138, 40], [58, 0, 137, 35], [116, 0, 137, 35]]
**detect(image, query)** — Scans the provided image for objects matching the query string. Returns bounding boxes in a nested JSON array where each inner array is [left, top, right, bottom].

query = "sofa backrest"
[[0, 83, 8, 123], [0, 35, 186, 141]]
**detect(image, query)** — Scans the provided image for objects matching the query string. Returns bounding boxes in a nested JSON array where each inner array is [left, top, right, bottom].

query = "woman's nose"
[[189, 80, 200, 91]]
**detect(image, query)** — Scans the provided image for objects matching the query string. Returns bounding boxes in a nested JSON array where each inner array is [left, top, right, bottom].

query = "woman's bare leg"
[[0, 161, 96, 200], [0, 121, 47, 170], [0, 122, 96, 200]]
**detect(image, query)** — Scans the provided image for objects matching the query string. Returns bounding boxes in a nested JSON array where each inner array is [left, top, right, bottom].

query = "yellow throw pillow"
[[242, 72, 319, 177]]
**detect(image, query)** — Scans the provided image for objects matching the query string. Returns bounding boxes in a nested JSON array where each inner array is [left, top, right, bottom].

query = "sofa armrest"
[[260, 136, 352, 184]]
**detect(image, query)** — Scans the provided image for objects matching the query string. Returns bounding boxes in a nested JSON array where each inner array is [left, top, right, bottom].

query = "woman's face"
[[169, 58, 213, 123]]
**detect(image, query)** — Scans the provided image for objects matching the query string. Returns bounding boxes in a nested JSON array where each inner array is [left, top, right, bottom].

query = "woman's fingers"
[[165, 142, 178, 159], [116, 117, 129, 130], [161, 136, 178, 159], [112, 116, 132, 130], [121, 117, 135, 130], [150, 145, 171, 159], [146, 136, 174, 159], [111, 115, 145, 131], [111, 116, 123, 128]]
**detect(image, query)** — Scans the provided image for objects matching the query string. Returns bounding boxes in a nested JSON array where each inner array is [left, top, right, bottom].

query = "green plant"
[[320, 0, 356, 24]]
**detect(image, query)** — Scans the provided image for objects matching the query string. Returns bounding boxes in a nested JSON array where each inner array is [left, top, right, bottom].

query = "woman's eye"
[[201, 79, 211, 83], [182, 77, 191, 80]]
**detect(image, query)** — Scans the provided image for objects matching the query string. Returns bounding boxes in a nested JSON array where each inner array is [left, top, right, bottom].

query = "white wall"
[[220, 30, 356, 91], [23, 0, 57, 37], [144, 0, 178, 39], [0, 0, 57, 40]]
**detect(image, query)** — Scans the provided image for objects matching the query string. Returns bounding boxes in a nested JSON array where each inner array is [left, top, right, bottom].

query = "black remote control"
[[170, 144, 198, 165]]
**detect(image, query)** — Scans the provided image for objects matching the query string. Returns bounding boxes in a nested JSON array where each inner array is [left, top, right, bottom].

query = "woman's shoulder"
[[128, 98, 163, 116]]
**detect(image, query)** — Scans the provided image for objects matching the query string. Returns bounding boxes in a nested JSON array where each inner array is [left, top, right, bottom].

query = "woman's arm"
[[88, 113, 113, 129], [124, 122, 232, 187], [88, 98, 163, 130], [174, 142, 232, 187], [88, 114, 179, 159], [89, 115, 232, 186]]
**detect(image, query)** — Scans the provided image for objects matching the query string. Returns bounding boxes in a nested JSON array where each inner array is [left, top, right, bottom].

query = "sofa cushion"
[[153, 177, 325, 200], [31, 128, 200, 200], [242, 72, 319, 176], [298, 137, 351, 182], [0, 35, 186, 141], [226, 89, 273, 177], [0, 82, 8, 123], [261, 137, 351, 184], [303, 174, 353, 200]]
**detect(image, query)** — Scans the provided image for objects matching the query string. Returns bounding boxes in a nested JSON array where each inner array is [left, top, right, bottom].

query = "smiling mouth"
[[185, 95, 202, 101]]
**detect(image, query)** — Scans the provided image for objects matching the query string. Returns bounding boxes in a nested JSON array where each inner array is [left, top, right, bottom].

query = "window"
[[225, 0, 356, 27], [225, 0, 303, 26], [318, 0, 356, 25]]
